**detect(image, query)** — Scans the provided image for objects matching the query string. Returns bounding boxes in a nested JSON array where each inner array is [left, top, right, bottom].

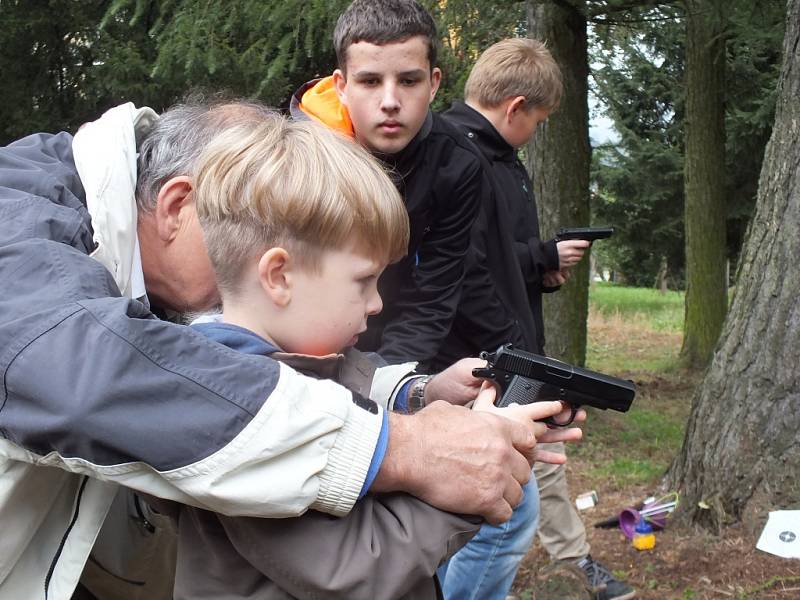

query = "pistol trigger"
[[544, 403, 578, 428], [566, 405, 578, 425]]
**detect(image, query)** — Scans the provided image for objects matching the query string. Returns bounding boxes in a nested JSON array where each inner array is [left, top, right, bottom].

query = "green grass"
[[590, 281, 685, 333], [572, 408, 687, 488], [575, 283, 695, 489], [586, 338, 681, 374], [618, 409, 685, 447], [586, 282, 686, 373]]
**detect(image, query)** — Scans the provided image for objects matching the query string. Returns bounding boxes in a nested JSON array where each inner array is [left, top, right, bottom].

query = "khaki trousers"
[[533, 442, 591, 561]]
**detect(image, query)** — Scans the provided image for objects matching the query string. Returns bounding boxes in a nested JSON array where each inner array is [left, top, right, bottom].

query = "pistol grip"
[[496, 375, 546, 408]]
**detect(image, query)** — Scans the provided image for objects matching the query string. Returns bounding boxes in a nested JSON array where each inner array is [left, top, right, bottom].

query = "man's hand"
[[556, 239, 590, 268], [372, 401, 536, 525], [424, 357, 487, 406]]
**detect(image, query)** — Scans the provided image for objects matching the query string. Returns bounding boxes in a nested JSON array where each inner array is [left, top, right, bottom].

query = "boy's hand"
[[424, 357, 488, 406], [473, 386, 584, 465], [543, 269, 570, 287], [556, 239, 590, 268]]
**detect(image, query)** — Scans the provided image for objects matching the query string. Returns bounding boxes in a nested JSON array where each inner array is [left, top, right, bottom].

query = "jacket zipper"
[[44, 475, 89, 599]]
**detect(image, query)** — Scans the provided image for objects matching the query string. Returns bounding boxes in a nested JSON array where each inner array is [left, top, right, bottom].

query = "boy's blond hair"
[[464, 38, 563, 112], [194, 115, 409, 293]]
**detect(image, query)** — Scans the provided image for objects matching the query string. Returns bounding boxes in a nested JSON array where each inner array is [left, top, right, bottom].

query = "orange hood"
[[298, 76, 355, 138]]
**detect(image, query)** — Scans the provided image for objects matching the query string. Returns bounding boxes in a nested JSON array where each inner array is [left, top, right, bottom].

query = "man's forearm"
[[1, 298, 383, 518]]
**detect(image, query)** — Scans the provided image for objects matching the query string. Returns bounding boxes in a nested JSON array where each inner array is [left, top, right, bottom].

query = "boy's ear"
[[333, 69, 348, 105], [429, 67, 442, 103], [505, 96, 527, 123], [258, 248, 293, 307], [154, 175, 193, 242]]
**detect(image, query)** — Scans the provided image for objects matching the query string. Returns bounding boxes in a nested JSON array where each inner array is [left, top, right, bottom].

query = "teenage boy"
[[291, 0, 484, 370], [435, 39, 636, 600], [163, 115, 583, 599]]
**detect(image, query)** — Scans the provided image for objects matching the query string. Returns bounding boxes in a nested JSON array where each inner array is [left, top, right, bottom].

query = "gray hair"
[[135, 98, 277, 213]]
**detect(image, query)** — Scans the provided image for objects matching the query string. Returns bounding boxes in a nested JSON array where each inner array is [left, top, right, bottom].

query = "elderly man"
[[0, 100, 545, 599]]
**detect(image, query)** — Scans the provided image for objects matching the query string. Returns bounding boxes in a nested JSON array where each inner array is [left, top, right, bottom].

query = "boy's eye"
[[358, 274, 377, 287], [359, 78, 379, 87], [400, 78, 419, 86]]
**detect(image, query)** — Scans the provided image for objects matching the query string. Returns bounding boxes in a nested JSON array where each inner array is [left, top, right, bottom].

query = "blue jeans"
[[438, 474, 540, 600]]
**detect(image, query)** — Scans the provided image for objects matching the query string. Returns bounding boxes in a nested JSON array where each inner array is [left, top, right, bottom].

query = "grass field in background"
[[589, 281, 684, 333], [586, 282, 685, 373], [576, 282, 695, 489]]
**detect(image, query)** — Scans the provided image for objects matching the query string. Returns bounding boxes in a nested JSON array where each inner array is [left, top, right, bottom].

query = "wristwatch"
[[407, 374, 434, 413]]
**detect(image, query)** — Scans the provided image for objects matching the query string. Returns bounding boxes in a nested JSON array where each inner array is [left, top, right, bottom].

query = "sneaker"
[[575, 555, 636, 600]]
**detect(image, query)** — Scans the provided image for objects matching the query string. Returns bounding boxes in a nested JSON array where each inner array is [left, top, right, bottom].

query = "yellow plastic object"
[[632, 518, 656, 550], [632, 531, 656, 550]]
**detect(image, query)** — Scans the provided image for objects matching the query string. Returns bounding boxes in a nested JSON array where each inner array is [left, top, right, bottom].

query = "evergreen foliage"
[[1, 1, 108, 143], [102, 0, 348, 108], [426, 1, 524, 109], [589, 0, 784, 288], [0, 0, 786, 296], [0, 0, 525, 143], [590, 4, 685, 287]]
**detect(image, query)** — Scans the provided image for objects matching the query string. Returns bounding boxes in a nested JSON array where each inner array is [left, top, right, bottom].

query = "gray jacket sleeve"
[[209, 497, 480, 600]]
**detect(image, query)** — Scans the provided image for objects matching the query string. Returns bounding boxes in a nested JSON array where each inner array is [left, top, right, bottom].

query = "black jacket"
[[433, 102, 559, 369], [291, 81, 483, 370], [360, 112, 484, 368]]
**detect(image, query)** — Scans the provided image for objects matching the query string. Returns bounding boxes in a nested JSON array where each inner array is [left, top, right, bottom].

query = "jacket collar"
[[71, 103, 159, 302], [380, 111, 432, 180], [444, 101, 517, 163], [192, 318, 345, 380]]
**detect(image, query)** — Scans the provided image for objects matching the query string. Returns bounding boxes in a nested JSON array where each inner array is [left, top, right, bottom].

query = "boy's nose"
[[380, 85, 400, 112], [367, 293, 383, 315]]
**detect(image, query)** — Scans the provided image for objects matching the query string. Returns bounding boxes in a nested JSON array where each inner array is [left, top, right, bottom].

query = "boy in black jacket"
[[435, 39, 636, 600], [290, 0, 484, 370]]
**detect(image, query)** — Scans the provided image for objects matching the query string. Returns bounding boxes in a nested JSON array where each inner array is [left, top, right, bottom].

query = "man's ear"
[[506, 96, 527, 123], [258, 247, 293, 307], [333, 69, 348, 105], [429, 67, 442, 103], [154, 175, 193, 242]]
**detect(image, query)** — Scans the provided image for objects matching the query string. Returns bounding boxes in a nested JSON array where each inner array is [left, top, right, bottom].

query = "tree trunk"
[[680, 0, 728, 367], [666, 0, 800, 533], [526, 0, 591, 366]]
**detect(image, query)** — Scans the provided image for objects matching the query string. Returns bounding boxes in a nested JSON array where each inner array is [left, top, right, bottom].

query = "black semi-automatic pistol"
[[473, 344, 635, 426], [555, 226, 614, 242]]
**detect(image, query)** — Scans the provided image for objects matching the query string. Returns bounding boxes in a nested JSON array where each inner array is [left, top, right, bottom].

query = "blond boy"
[[436, 39, 634, 600], [161, 114, 580, 599]]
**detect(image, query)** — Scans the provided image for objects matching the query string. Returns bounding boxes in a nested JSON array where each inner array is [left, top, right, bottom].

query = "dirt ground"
[[512, 464, 800, 599], [509, 310, 800, 599]]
